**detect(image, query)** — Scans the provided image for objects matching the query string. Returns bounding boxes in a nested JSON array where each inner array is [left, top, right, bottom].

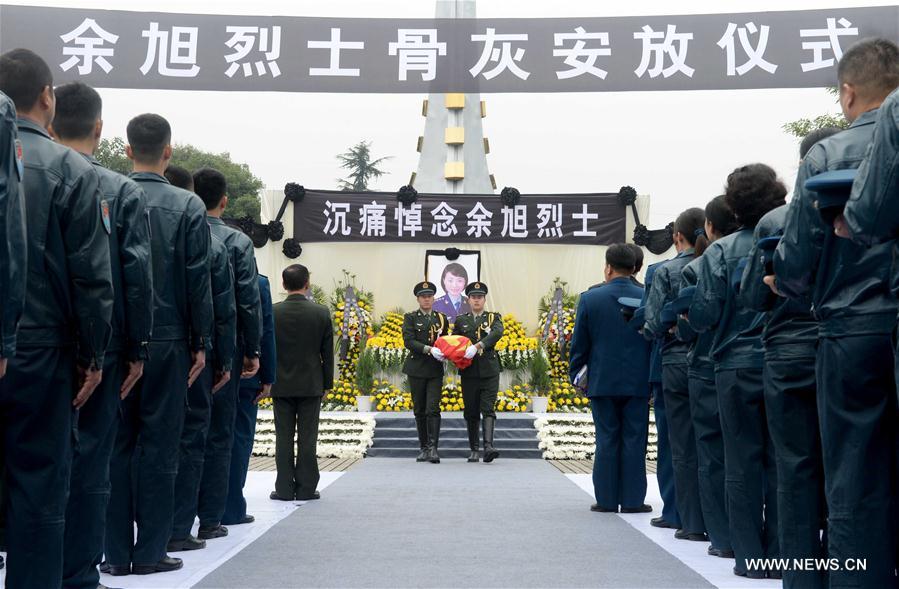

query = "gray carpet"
[[197, 458, 713, 589]]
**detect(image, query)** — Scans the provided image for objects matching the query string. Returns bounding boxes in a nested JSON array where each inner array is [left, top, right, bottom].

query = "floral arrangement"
[[372, 381, 412, 412], [535, 415, 595, 460], [331, 270, 375, 382], [440, 376, 464, 411], [495, 314, 538, 370], [323, 379, 360, 411], [365, 311, 409, 371], [253, 411, 375, 459], [497, 384, 530, 412], [538, 278, 578, 379], [547, 380, 591, 413]]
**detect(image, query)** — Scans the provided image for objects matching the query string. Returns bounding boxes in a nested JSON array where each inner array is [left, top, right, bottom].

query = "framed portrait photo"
[[424, 249, 481, 323]]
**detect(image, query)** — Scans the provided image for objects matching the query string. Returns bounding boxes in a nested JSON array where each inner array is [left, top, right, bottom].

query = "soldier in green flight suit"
[[454, 282, 504, 463], [402, 281, 449, 464]]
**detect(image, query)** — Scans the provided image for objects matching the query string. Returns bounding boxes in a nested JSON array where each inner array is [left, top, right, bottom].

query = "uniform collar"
[[207, 216, 226, 226], [16, 118, 51, 139], [676, 248, 695, 258], [286, 293, 307, 301], [850, 108, 879, 128], [129, 171, 169, 183]]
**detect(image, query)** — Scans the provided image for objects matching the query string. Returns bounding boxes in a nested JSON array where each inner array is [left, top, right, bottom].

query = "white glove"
[[464, 345, 478, 360], [429, 347, 445, 361]]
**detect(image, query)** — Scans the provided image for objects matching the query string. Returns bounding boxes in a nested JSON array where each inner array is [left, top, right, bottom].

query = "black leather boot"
[[466, 418, 480, 462], [427, 415, 441, 463], [483, 416, 499, 463], [415, 416, 428, 462]]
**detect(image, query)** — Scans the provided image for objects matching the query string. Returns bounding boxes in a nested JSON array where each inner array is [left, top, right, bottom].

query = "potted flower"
[[355, 347, 378, 412], [529, 346, 552, 413]]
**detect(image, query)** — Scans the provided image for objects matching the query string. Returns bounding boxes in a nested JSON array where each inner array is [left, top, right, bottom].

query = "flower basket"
[[356, 395, 373, 412], [531, 396, 549, 413]]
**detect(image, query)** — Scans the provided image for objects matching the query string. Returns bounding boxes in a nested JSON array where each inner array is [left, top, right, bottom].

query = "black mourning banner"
[[292, 190, 625, 245], [1, 4, 897, 93]]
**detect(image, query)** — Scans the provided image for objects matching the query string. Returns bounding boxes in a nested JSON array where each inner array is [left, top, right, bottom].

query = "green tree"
[[94, 138, 265, 221], [336, 140, 391, 191], [782, 87, 849, 139]]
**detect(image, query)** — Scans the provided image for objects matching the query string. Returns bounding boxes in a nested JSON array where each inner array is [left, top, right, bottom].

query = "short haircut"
[[800, 126, 843, 160], [441, 262, 468, 286], [838, 38, 899, 102], [165, 165, 194, 191], [0, 48, 53, 112], [193, 167, 227, 210], [606, 243, 636, 274], [283, 264, 310, 291], [673, 207, 706, 246], [126, 113, 171, 163], [725, 164, 788, 228], [705, 195, 739, 237], [52, 82, 102, 140], [625, 243, 644, 274]]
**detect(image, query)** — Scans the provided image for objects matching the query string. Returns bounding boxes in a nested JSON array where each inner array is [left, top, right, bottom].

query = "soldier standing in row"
[[454, 282, 504, 463], [401, 281, 449, 464]]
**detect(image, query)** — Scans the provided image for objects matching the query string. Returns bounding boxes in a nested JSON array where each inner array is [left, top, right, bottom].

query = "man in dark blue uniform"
[[165, 164, 236, 552], [0, 90, 25, 383], [169, 231, 236, 552], [52, 82, 155, 589], [569, 244, 651, 513], [638, 259, 679, 530], [0, 49, 114, 589], [105, 113, 213, 576], [773, 39, 899, 588], [223, 273, 276, 526], [193, 167, 261, 540], [644, 208, 706, 542]]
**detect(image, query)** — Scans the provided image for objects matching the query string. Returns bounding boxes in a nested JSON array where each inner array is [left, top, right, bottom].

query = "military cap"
[[660, 302, 678, 329], [806, 168, 856, 213], [617, 296, 641, 324], [671, 285, 696, 315], [413, 281, 437, 296], [465, 281, 488, 296]]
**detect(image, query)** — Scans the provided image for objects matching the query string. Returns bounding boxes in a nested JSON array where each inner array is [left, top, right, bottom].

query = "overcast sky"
[[5, 0, 895, 227]]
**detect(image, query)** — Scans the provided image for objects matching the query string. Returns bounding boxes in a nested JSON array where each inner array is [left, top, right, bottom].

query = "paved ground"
[[197, 458, 712, 589]]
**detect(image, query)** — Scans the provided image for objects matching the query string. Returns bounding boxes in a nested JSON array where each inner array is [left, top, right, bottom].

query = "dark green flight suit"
[[402, 308, 448, 462], [454, 311, 504, 462]]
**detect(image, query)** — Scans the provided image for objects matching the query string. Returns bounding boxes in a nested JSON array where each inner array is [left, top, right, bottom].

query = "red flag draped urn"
[[435, 335, 473, 370]]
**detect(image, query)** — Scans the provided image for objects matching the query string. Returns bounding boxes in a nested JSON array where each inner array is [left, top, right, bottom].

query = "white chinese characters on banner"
[[470, 28, 530, 81], [60, 18, 119, 75], [500, 205, 528, 238], [139, 22, 200, 77], [395, 203, 423, 236], [572, 204, 598, 237], [360, 201, 388, 237], [308, 28, 364, 77], [634, 24, 694, 79], [323, 201, 351, 236], [430, 202, 459, 237], [388, 29, 447, 81], [717, 22, 778, 76], [224, 26, 282, 78], [466, 202, 494, 238], [799, 17, 858, 72], [553, 27, 611, 80], [536, 204, 564, 238]]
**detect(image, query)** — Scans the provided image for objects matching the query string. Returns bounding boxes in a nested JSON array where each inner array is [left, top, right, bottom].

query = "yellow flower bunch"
[[496, 384, 531, 412], [367, 311, 409, 370], [372, 383, 412, 412], [322, 379, 361, 411], [496, 314, 538, 369], [440, 376, 464, 411], [547, 379, 591, 413]]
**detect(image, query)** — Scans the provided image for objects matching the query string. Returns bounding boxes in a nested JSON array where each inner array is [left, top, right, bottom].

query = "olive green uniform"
[[402, 309, 449, 455]]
